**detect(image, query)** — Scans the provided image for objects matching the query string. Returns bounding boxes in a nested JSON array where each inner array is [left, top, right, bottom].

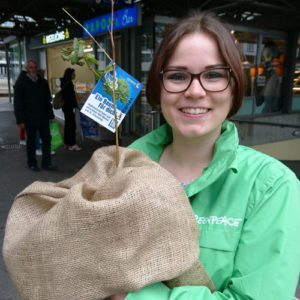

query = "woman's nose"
[[184, 77, 207, 98]]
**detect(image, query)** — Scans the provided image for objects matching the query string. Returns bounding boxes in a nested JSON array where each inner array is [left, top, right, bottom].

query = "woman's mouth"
[[180, 107, 209, 115]]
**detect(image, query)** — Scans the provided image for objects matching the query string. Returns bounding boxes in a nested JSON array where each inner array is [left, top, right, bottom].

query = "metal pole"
[[5, 44, 12, 103], [150, 110, 158, 131]]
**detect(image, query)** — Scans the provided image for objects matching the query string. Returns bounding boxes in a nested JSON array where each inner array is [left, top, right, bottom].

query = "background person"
[[111, 12, 300, 300], [14, 70, 27, 146], [256, 41, 283, 113], [35, 68, 55, 156], [14, 60, 55, 171], [61, 68, 82, 151]]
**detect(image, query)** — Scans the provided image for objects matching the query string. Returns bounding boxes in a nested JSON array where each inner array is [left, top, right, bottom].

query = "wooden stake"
[[110, 0, 120, 167]]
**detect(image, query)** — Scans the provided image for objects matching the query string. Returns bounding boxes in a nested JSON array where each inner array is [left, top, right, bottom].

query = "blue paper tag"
[[80, 63, 143, 133]]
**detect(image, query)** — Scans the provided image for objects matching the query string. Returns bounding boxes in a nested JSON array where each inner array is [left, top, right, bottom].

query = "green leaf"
[[71, 53, 78, 65], [78, 42, 84, 58], [94, 69, 104, 80], [61, 47, 73, 61], [61, 47, 73, 56], [79, 39, 86, 47], [61, 54, 71, 61], [86, 53, 99, 66], [73, 38, 79, 54], [105, 64, 114, 73], [76, 60, 85, 66]]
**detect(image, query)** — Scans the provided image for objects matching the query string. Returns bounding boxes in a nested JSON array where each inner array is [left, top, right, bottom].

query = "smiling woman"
[[123, 11, 300, 300]]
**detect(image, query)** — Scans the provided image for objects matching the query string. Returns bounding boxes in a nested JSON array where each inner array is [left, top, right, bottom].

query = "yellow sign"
[[42, 28, 70, 45]]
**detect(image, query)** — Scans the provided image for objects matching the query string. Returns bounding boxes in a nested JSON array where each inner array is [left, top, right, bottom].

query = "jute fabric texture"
[[3, 146, 215, 300]]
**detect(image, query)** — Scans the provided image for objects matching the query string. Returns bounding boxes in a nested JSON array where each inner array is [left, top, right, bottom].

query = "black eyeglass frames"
[[160, 67, 232, 93]]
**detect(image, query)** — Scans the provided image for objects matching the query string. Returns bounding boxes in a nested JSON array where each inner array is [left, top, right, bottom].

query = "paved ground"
[[0, 97, 299, 299]]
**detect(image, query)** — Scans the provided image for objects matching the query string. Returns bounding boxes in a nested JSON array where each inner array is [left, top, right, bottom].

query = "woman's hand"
[[110, 293, 128, 300]]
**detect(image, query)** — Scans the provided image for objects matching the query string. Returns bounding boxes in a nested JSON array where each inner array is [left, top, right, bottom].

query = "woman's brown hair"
[[146, 12, 245, 118]]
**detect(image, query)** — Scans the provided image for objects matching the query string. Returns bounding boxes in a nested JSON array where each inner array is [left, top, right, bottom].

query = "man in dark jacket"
[[14, 60, 55, 171]]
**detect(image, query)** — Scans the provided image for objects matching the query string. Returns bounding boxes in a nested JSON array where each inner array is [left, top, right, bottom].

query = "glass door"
[[232, 30, 258, 116], [254, 36, 285, 114], [291, 34, 300, 111]]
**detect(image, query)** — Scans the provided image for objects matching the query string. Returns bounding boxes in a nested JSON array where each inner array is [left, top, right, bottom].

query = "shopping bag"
[[52, 90, 65, 109], [50, 121, 63, 151]]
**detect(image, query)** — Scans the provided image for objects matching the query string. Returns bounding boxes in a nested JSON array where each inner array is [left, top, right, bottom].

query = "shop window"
[[135, 22, 173, 136], [233, 31, 285, 116], [8, 42, 25, 86], [96, 39, 107, 71], [154, 23, 171, 48], [135, 29, 155, 136], [254, 37, 285, 114], [292, 35, 300, 111], [232, 31, 258, 116]]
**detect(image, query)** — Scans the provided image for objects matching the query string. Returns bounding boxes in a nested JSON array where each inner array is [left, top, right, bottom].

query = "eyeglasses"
[[160, 67, 232, 93]]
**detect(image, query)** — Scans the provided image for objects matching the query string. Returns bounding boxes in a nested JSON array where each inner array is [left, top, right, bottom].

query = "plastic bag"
[[50, 121, 63, 151]]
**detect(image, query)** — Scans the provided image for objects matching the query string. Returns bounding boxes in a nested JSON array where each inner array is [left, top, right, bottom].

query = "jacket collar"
[[26, 72, 38, 82], [130, 120, 239, 196], [184, 120, 239, 196]]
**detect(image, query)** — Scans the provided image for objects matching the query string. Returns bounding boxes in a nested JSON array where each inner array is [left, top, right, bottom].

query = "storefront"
[[28, 26, 93, 95], [81, 10, 300, 138], [82, 4, 142, 139], [24, 7, 300, 141]]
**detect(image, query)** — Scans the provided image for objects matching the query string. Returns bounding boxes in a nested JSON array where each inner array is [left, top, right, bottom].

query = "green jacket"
[[127, 120, 300, 300]]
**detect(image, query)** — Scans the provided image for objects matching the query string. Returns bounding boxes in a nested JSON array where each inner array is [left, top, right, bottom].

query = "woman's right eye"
[[166, 72, 187, 81]]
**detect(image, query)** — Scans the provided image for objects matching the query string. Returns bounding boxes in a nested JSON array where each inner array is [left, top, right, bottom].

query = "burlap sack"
[[3, 146, 215, 300]]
